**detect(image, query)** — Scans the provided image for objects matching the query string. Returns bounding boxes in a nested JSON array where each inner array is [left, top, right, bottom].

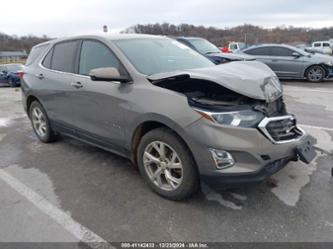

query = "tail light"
[[18, 71, 24, 80]]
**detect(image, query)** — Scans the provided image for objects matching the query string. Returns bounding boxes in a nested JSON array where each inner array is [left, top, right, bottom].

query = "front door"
[[267, 47, 304, 78], [68, 39, 131, 153]]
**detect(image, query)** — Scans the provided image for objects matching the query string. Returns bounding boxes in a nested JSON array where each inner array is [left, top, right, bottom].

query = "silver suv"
[[22, 34, 316, 200]]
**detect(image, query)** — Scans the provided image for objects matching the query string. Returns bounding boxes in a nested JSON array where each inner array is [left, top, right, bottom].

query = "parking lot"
[[0, 81, 333, 244]]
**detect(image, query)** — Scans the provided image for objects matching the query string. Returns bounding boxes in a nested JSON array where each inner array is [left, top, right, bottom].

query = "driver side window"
[[79, 40, 124, 76]]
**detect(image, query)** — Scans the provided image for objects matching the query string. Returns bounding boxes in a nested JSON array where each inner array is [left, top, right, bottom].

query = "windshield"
[[189, 38, 220, 54], [6, 64, 23, 71], [114, 38, 214, 75]]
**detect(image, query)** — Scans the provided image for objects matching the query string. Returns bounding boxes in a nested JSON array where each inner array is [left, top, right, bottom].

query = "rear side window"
[[79, 40, 123, 76], [51, 41, 79, 73], [244, 47, 271, 56], [323, 43, 330, 47], [271, 47, 294, 56], [26, 44, 48, 66], [42, 49, 53, 68]]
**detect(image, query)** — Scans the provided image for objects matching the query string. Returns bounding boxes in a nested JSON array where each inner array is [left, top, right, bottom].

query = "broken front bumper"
[[184, 116, 313, 187], [200, 158, 291, 189]]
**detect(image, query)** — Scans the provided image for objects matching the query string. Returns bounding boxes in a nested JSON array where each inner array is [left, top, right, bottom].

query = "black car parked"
[[175, 37, 255, 64], [0, 64, 24, 87]]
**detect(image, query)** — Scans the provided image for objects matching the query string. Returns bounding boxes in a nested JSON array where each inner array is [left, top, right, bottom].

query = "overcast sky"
[[2, 0, 333, 37]]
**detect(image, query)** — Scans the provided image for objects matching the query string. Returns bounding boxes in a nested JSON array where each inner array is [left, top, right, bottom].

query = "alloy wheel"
[[143, 141, 183, 191], [308, 66, 324, 82], [31, 107, 47, 138]]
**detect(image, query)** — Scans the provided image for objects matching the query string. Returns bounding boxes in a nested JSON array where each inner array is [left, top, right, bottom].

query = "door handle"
[[70, 82, 83, 89], [35, 73, 44, 80]]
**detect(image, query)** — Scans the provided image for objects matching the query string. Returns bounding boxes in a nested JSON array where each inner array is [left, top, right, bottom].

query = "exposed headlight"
[[195, 109, 264, 128], [261, 77, 283, 103], [325, 61, 333, 66]]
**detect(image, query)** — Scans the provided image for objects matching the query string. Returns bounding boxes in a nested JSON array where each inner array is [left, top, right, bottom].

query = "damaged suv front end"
[[106, 35, 317, 198], [147, 61, 315, 188]]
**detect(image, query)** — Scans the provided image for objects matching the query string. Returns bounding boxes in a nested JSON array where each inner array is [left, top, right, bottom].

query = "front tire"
[[137, 128, 199, 200], [29, 101, 58, 143], [305, 65, 325, 82]]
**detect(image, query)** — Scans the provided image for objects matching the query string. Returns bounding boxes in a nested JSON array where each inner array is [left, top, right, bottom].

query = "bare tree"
[[123, 23, 333, 46]]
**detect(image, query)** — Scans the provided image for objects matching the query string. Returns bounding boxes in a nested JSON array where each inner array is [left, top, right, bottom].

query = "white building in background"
[[0, 51, 27, 63]]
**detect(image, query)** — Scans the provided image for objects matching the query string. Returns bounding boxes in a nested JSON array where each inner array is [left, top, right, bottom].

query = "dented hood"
[[148, 61, 281, 102]]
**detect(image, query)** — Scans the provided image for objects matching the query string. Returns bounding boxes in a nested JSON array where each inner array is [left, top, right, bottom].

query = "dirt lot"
[[0, 82, 332, 245]]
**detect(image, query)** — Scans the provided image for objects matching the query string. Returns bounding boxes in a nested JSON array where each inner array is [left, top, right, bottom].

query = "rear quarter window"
[[26, 44, 48, 66], [42, 49, 53, 68]]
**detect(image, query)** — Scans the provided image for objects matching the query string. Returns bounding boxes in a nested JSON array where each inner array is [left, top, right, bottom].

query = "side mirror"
[[292, 52, 301, 58], [89, 67, 131, 83]]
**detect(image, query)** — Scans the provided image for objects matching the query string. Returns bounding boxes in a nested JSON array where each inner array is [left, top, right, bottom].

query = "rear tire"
[[137, 127, 199, 200], [29, 101, 58, 143], [305, 65, 325, 82]]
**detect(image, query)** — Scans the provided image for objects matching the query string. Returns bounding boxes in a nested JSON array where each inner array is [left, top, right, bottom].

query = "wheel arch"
[[26, 95, 40, 118], [129, 116, 197, 169]]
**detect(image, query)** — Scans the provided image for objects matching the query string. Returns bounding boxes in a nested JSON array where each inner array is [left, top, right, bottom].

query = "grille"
[[258, 116, 304, 143]]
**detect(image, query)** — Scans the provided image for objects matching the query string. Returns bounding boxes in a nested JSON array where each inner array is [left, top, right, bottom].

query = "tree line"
[[1, 23, 333, 52], [0, 33, 49, 52], [123, 23, 333, 47]]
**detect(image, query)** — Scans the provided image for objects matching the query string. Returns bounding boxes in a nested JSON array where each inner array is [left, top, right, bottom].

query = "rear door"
[[36, 40, 81, 132], [244, 46, 273, 67], [68, 39, 130, 152]]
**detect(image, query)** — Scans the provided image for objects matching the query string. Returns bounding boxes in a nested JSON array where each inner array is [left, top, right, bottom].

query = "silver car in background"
[[242, 44, 333, 82]]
